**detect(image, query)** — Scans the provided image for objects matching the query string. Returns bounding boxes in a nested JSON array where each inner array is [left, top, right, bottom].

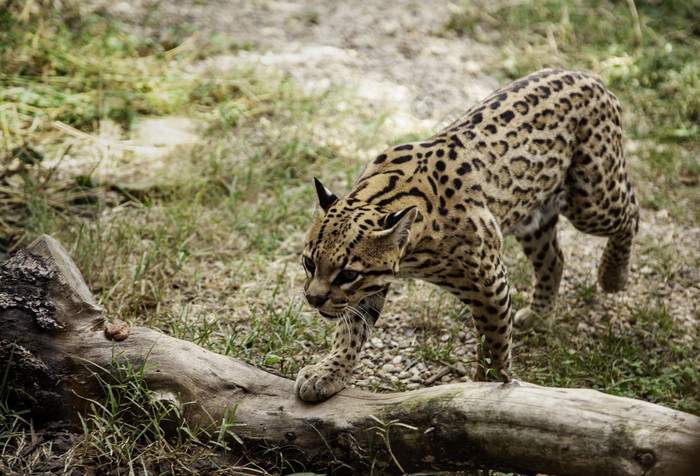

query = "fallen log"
[[1, 234, 699, 475]]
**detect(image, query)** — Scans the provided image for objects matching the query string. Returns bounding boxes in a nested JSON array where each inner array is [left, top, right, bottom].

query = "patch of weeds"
[[0, 1, 282, 252], [66, 198, 213, 318], [0, 145, 100, 254], [572, 277, 597, 304], [412, 330, 458, 365], [517, 302, 699, 415], [636, 233, 681, 282], [367, 415, 417, 475], [259, 276, 310, 373], [631, 145, 700, 222], [261, 298, 332, 377], [260, 443, 309, 474], [0, 2, 192, 130], [406, 286, 450, 332], [158, 267, 329, 379], [75, 352, 252, 474], [76, 357, 181, 472], [162, 304, 220, 348], [192, 90, 341, 256]]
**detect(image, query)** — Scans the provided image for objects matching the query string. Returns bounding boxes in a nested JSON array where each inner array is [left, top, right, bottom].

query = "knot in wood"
[[635, 449, 656, 469]]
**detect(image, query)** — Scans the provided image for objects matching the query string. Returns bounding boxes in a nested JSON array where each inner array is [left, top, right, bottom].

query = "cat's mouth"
[[318, 310, 343, 320]]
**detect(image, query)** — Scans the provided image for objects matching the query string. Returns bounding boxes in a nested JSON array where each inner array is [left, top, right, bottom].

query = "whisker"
[[345, 305, 372, 333]]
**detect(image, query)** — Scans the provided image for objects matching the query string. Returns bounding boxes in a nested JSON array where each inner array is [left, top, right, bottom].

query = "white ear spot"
[[381, 207, 418, 248]]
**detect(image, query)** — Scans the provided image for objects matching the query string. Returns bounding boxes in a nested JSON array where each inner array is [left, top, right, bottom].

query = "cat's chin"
[[318, 310, 343, 320]]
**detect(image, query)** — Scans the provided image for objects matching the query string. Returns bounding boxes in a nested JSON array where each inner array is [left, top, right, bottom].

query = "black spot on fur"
[[392, 155, 413, 165]]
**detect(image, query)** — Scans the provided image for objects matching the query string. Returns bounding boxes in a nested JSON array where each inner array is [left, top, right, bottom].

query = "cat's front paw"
[[295, 361, 347, 402]]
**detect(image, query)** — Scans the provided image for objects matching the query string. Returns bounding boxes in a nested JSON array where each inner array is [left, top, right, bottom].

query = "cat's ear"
[[313, 178, 338, 215], [380, 207, 418, 249]]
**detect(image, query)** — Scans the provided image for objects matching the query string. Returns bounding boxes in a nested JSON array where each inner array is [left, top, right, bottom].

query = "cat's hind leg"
[[511, 197, 565, 328]]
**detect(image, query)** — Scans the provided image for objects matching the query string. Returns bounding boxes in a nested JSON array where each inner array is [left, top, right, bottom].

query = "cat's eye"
[[302, 256, 316, 274], [334, 269, 359, 285]]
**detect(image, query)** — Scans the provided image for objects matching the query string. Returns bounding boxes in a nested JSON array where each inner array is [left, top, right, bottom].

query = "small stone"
[[392, 355, 403, 365], [381, 363, 397, 374], [655, 209, 669, 220], [452, 362, 467, 376], [370, 337, 384, 349], [398, 339, 412, 349]]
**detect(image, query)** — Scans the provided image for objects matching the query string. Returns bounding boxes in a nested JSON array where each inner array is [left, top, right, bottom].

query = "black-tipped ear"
[[384, 207, 417, 230], [382, 207, 418, 249], [313, 178, 338, 213]]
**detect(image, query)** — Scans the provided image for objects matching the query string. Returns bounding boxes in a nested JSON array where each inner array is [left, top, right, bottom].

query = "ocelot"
[[296, 69, 639, 402]]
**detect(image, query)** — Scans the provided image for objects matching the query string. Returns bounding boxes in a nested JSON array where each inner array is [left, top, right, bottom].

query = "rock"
[[370, 337, 385, 349], [381, 363, 398, 374]]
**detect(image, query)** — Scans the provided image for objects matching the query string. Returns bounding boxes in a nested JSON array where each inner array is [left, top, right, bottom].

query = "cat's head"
[[301, 178, 417, 319]]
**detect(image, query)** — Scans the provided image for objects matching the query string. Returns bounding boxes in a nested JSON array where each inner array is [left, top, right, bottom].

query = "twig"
[[424, 366, 451, 385]]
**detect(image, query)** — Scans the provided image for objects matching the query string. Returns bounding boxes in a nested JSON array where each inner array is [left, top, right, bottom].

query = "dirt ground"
[[81, 0, 698, 388]]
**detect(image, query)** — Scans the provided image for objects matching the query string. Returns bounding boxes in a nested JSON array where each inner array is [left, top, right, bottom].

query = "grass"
[[71, 351, 257, 475], [517, 301, 699, 415], [0, 345, 31, 464], [1, 0, 699, 474]]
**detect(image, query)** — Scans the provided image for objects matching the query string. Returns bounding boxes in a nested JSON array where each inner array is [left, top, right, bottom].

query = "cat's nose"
[[306, 294, 328, 308]]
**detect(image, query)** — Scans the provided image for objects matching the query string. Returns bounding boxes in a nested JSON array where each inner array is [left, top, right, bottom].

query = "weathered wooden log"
[[1, 235, 699, 475]]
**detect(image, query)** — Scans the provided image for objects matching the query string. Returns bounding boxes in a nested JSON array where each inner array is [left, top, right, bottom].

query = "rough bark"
[[1, 234, 699, 475]]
